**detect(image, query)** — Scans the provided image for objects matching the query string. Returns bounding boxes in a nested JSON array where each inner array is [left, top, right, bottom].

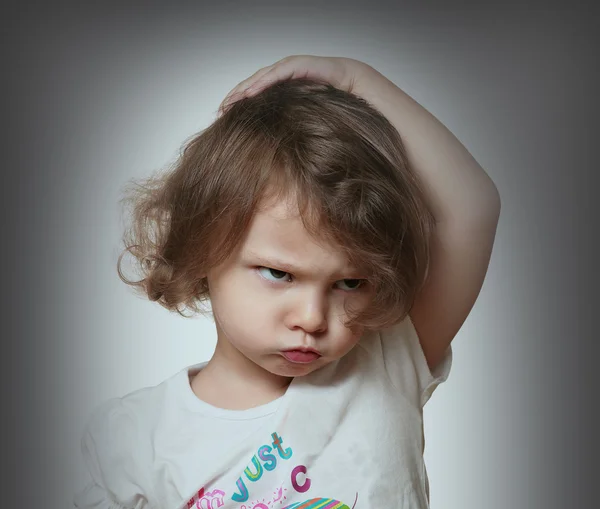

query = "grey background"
[[2, 1, 597, 508]]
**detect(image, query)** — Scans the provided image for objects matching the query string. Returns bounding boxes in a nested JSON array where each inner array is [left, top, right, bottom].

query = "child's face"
[[205, 195, 374, 386]]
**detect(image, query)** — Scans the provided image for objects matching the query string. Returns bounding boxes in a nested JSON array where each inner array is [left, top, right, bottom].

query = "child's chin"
[[269, 357, 326, 376]]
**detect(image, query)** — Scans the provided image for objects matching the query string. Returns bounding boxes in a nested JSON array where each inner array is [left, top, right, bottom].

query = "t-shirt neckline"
[[177, 362, 297, 420]]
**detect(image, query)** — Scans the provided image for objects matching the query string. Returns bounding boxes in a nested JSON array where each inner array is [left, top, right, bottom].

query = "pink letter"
[[291, 465, 311, 493]]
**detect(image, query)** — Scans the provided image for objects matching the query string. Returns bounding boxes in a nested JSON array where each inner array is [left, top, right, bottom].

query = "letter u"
[[244, 455, 264, 482]]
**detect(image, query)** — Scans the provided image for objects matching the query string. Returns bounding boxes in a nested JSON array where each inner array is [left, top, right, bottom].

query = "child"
[[74, 55, 500, 509]]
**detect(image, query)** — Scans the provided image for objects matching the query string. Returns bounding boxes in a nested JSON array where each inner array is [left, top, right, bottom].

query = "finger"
[[218, 63, 279, 114], [238, 57, 312, 98], [217, 55, 319, 116], [218, 67, 304, 117], [223, 65, 273, 102], [218, 68, 273, 116], [218, 55, 310, 113]]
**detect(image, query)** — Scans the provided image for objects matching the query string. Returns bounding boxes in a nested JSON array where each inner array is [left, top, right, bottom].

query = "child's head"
[[118, 78, 434, 376]]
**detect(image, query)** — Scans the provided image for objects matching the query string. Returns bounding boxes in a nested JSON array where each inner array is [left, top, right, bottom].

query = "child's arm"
[[351, 61, 501, 372], [220, 55, 501, 373]]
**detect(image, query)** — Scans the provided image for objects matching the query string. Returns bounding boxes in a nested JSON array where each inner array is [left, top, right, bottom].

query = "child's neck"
[[190, 342, 293, 411]]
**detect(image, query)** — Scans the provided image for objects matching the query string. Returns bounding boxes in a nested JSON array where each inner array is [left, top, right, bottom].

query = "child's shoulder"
[[83, 367, 186, 446], [77, 367, 193, 503], [358, 315, 453, 408]]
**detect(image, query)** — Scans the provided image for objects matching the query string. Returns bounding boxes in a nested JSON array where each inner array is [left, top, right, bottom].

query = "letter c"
[[291, 465, 311, 493]]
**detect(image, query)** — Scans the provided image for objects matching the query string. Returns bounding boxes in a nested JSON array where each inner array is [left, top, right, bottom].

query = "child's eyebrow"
[[243, 250, 362, 278]]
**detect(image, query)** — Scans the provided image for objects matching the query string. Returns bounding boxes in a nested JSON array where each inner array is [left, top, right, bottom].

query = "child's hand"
[[218, 55, 371, 116]]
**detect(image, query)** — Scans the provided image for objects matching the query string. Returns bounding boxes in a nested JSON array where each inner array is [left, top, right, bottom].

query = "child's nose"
[[285, 292, 329, 333]]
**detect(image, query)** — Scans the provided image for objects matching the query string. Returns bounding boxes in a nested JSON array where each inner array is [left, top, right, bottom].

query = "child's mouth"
[[281, 350, 321, 363]]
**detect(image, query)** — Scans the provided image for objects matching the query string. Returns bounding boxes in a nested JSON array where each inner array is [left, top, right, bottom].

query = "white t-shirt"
[[74, 315, 452, 509]]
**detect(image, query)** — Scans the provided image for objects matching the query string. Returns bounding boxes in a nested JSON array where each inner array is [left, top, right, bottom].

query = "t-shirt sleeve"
[[73, 398, 146, 509], [377, 313, 453, 408]]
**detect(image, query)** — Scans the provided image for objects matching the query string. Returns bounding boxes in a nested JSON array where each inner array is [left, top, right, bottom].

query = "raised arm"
[[352, 61, 501, 371]]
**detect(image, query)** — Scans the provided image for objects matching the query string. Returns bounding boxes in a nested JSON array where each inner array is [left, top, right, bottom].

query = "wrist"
[[351, 62, 397, 106]]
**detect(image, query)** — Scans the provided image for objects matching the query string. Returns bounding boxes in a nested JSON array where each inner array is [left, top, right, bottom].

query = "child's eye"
[[257, 267, 365, 291], [336, 279, 365, 291], [258, 267, 291, 282]]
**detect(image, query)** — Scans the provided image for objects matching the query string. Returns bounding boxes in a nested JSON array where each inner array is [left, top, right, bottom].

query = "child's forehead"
[[243, 199, 354, 268], [256, 192, 301, 218], [248, 201, 317, 245]]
